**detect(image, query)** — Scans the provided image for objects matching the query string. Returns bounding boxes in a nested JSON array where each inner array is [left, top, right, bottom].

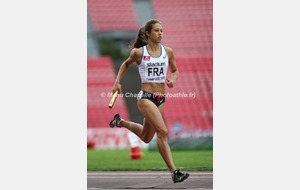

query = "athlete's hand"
[[166, 79, 174, 88], [113, 82, 122, 93]]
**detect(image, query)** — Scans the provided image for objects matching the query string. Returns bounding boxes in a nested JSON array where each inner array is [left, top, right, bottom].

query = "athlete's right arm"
[[112, 48, 140, 93]]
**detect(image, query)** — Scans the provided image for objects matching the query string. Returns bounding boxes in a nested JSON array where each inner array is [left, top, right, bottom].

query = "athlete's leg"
[[118, 120, 142, 137], [118, 118, 156, 143], [137, 99, 176, 173]]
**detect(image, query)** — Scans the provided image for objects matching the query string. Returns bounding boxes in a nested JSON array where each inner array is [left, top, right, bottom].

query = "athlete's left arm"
[[166, 47, 179, 88]]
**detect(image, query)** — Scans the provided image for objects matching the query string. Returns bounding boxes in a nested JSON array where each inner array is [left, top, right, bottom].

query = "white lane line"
[[87, 175, 213, 179], [87, 172, 212, 176]]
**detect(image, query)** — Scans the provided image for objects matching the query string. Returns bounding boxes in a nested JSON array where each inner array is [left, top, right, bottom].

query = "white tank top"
[[138, 45, 168, 83]]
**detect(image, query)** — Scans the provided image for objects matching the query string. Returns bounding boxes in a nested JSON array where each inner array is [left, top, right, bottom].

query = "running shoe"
[[109, 113, 122, 128], [171, 170, 190, 183]]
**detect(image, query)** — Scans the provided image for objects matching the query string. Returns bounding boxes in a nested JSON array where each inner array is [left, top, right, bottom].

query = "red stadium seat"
[[164, 55, 213, 132], [87, 56, 129, 128], [152, 0, 212, 56], [87, 0, 139, 31]]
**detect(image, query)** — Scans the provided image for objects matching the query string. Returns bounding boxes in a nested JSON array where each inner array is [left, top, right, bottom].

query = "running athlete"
[[109, 19, 189, 183]]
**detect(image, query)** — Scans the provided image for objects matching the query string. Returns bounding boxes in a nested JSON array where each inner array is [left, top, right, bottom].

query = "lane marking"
[[88, 176, 212, 179], [88, 172, 212, 176]]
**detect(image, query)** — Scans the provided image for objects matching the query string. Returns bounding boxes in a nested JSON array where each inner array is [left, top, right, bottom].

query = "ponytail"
[[129, 26, 147, 51]]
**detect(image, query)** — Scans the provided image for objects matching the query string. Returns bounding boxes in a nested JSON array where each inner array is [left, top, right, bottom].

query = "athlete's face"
[[148, 23, 163, 42]]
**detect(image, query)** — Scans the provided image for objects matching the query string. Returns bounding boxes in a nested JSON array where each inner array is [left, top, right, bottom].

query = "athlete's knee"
[[156, 127, 168, 138]]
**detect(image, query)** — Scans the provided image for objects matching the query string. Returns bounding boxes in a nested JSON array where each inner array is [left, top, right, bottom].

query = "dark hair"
[[129, 19, 161, 51]]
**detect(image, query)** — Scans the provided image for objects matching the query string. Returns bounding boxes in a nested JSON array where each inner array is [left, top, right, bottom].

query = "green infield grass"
[[87, 148, 213, 171]]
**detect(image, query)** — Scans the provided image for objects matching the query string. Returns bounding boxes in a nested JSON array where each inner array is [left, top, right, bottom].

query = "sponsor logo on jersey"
[[147, 62, 165, 67], [143, 56, 150, 61]]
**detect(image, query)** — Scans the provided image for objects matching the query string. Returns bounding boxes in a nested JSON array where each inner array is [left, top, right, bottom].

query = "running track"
[[87, 171, 213, 189]]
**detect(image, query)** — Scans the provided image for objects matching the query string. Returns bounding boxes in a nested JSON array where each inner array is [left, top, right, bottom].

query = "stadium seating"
[[87, 56, 129, 128], [87, 0, 139, 31], [152, 0, 213, 56], [154, 0, 213, 131], [164, 56, 213, 132]]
